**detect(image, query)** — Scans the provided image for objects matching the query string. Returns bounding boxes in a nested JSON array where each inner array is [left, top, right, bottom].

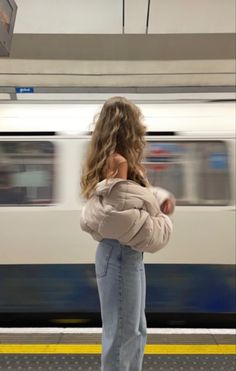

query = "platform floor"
[[0, 328, 235, 371], [1, 354, 236, 371]]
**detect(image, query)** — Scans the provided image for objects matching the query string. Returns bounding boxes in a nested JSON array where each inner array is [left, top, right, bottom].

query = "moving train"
[[0, 99, 235, 327]]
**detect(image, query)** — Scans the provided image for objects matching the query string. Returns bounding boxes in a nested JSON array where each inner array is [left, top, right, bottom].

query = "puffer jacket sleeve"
[[126, 209, 173, 253], [151, 186, 173, 207], [80, 205, 103, 242], [98, 207, 173, 253]]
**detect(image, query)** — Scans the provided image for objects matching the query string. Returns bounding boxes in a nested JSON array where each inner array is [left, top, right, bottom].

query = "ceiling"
[[0, 0, 235, 90], [14, 0, 235, 34], [6, 0, 236, 61]]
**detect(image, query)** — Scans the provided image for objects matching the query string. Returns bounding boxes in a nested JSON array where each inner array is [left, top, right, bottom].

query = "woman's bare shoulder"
[[106, 153, 128, 179], [112, 153, 127, 164]]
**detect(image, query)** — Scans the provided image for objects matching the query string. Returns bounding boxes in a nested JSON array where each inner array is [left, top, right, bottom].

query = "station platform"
[[0, 328, 235, 371]]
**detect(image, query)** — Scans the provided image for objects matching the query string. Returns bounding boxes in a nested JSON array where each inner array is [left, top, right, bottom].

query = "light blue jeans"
[[96, 239, 147, 371]]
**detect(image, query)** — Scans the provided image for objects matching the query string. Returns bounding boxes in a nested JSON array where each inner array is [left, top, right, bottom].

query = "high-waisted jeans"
[[95, 238, 147, 371]]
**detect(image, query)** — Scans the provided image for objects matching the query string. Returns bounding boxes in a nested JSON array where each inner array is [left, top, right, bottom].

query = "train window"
[[0, 141, 55, 206], [197, 142, 230, 204], [144, 141, 230, 206], [144, 142, 184, 200]]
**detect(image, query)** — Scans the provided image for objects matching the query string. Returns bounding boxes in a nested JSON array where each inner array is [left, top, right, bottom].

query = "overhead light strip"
[[15, 92, 236, 102]]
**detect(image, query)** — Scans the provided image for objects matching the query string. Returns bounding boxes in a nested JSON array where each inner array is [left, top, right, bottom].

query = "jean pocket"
[[95, 242, 114, 278]]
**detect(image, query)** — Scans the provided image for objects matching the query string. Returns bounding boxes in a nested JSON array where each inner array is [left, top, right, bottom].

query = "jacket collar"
[[94, 178, 128, 197]]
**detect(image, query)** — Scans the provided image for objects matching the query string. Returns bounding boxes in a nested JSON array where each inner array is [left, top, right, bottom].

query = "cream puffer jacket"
[[80, 178, 173, 253]]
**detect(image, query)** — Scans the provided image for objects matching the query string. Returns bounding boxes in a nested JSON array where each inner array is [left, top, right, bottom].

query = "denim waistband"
[[100, 238, 143, 258]]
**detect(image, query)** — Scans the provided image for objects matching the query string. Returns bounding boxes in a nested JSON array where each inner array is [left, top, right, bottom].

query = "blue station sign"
[[15, 87, 34, 93]]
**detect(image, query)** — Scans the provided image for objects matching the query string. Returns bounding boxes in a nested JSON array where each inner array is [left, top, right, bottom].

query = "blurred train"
[[0, 99, 235, 327]]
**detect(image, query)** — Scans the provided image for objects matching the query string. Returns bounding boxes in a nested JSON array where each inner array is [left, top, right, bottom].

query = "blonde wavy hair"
[[80, 96, 149, 199]]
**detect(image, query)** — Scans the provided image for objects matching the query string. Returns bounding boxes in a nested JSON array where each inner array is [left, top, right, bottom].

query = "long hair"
[[80, 96, 149, 199]]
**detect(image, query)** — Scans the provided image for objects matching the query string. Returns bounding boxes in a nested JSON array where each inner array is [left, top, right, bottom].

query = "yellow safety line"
[[0, 344, 235, 354]]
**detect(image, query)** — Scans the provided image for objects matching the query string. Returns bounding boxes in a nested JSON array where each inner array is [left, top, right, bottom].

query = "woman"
[[80, 97, 174, 371]]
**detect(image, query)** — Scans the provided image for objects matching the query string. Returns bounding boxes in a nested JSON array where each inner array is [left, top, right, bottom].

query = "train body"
[[0, 100, 235, 326]]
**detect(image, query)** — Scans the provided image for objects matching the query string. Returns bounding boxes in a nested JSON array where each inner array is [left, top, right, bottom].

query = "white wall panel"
[[149, 0, 236, 33], [14, 0, 122, 33], [125, 0, 148, 33]]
